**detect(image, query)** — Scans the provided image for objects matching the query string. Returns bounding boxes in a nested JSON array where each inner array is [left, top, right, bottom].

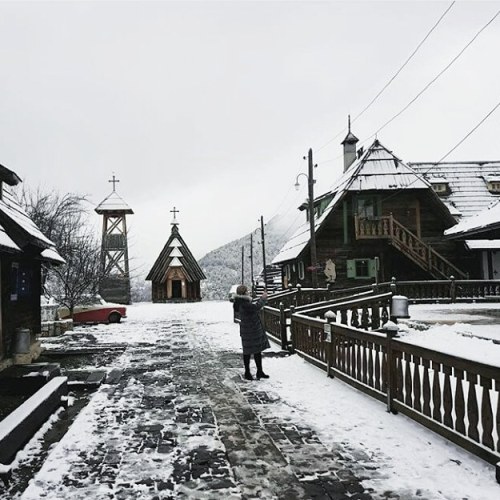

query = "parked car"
[[58, 295, 127, 324]]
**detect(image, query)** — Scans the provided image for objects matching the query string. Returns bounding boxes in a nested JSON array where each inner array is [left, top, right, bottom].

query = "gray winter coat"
[[233, 294, 271, 355]]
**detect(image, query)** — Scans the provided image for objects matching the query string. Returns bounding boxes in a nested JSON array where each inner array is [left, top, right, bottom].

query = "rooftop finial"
[[109, 173, 120, 192], [348, 114, 351, 133], [170, 206, 180, 226]]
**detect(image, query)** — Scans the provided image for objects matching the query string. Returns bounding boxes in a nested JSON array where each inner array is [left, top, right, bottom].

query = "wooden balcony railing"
[[355, 215, 467, 280]]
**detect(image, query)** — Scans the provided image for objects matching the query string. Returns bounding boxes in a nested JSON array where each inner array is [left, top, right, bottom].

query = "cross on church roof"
[[170, 206, 179, 225], [109, 173, 120, 192]]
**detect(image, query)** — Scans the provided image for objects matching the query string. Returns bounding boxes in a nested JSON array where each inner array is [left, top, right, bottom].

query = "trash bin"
[[13, 328, 31, 354]]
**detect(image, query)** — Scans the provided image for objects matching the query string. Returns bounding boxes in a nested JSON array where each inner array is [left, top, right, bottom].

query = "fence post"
[[289, 305, 296, 354], [324, 311, 336, 378], [384, 321, 399, 414], [279, 302, 288, 351], [390, 276, 397, 295], [449, 275, 456, 303]]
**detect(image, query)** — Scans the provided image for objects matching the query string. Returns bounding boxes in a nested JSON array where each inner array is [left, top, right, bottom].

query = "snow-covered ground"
[[5, 301, 500, 499], [195, 301, 500, 499]]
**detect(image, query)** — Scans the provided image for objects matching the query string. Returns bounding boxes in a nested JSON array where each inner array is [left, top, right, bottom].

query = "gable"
[[273, 139, 440, 264], [146, 228, 206, 282]]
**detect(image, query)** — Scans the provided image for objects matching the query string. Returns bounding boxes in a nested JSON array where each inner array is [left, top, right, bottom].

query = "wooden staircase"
[[354, 215, 467, 280]]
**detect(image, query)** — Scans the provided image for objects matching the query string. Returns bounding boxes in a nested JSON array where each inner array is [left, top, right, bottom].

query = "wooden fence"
[[261, 291, 500, 476], [267, 278, 500, 309]]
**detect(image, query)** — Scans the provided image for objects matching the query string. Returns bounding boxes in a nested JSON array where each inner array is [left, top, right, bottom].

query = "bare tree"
[[18, 186, 108, 315], [47, 231, 106, 316]]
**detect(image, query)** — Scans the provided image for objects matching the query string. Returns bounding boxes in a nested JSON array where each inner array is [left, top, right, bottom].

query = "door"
[[172, 280, 182, 299]]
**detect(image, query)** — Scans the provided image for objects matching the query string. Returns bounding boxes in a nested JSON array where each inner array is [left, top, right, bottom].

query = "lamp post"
[[295, 148, 318, 288]]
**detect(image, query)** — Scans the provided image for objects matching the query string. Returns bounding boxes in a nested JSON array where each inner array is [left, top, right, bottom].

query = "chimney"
[[341, 115, 359, 172]]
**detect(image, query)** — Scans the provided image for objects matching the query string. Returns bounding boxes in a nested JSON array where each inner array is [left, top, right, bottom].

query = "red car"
[[58, 296, 127, 324]]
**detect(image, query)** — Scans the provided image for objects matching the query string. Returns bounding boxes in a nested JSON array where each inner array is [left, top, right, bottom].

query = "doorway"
[[172, 280, 182, 299]]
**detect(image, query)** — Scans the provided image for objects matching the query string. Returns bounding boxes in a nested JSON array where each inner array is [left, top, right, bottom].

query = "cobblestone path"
[[15, 312, 404, 500]]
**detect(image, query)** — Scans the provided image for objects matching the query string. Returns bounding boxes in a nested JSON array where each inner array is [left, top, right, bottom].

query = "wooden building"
[[411, 161, 500, 281], [273, 134, 473, 289], [95, 175, 133, 305], [146, 209, 205, 302], [0, 164, 64, 368]]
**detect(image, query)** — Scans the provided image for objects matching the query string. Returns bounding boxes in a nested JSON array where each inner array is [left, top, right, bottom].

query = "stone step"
[[0, 363, 61, 396], [66, 370, 108, 389], [0, 376, 68, 467]]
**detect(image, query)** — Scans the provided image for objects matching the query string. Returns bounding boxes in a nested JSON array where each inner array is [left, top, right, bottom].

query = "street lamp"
[[295, 148, 318, 288]]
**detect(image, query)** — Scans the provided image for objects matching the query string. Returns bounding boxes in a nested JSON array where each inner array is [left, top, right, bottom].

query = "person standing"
[[232, 285, 270, 380]]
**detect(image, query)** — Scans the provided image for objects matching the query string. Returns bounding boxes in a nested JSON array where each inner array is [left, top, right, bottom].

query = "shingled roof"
[[273, 139, 438, 264], [410, 161, 500, 219], [146, 225, 206, 283]]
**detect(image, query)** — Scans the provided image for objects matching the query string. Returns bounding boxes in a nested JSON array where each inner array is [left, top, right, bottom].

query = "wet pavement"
[[3, 305, 420, 499]]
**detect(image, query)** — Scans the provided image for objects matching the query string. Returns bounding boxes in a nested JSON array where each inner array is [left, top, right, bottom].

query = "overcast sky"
[[1, 0, 499, 276]]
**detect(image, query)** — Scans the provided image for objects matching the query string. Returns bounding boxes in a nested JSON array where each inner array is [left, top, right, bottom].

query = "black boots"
[[243, 353, 269, 380], [254, 353, 269, 380], [243, 354, 253, 380]]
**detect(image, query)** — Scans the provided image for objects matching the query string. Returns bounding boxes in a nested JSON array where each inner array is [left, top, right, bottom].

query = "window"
[[298, 261, 305, 280], [355, 196, 380, 218], [432, 183, 449, 194], [346, 258, 377, 279], [487, 181, 500, 193], [285, 264, 291, 280]]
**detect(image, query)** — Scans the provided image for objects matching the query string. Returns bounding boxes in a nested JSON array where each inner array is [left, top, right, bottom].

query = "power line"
[[316, 1, 456, 153], [362, 7, 500, 145], [383, 98, 500, 201]]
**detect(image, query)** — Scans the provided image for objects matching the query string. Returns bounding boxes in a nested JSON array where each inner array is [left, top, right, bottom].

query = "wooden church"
[[146, 208, 205, 302]]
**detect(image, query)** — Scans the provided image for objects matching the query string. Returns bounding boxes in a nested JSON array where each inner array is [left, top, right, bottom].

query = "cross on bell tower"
[[95, 175, 134, 305], [109, 173, 120, 192]]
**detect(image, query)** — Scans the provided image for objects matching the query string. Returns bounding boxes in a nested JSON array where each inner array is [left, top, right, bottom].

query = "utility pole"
[[241, 245, 244, 284], [260, 216, 267, 289], [308, 148, 318, 288], [250, 233, 255, 295]]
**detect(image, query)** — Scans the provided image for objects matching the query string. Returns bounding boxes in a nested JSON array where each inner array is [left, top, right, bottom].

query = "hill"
[[199, 211, 302, 300]]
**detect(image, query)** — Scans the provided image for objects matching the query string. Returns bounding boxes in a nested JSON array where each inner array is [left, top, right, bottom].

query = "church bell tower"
[[95, 174, 134, 304]]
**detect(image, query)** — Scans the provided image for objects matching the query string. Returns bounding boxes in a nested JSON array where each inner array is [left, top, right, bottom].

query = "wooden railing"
[[268, 279, 500, 306], [355, 215, 467, 280], [289, 312, 500, 469], [390, 279, 500, 303]]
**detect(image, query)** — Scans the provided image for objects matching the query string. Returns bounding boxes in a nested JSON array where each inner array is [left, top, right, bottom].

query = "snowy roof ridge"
[[95, 190, 134, 214], [273, 139, 431, 264]]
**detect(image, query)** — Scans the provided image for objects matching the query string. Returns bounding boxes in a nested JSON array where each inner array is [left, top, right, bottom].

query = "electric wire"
[[363, 7, 500, 145], [316, 1, 456, 153], [316, 6, 500, 169], [381, 98, 500, 203]]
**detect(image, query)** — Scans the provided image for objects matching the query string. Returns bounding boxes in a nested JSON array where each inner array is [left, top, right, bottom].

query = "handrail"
[[287, 310, 500, 469], [355, 215, 467, 280]]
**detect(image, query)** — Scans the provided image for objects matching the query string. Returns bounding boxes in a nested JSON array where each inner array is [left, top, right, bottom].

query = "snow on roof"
[[168, 247, 183, 258], [411, 161, 500, 220], [0, 224, 21, 252], [273, 140, 430, 264], [445, 199, 500, 238], [95, 191, 134, 214], [169, 257, 182, 267], [428, 176, 448, 183], [0, 187, 54, 248], [40, 247, 66, 264], [465, 239, 500, 250], [442, 201, 461, 216]]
